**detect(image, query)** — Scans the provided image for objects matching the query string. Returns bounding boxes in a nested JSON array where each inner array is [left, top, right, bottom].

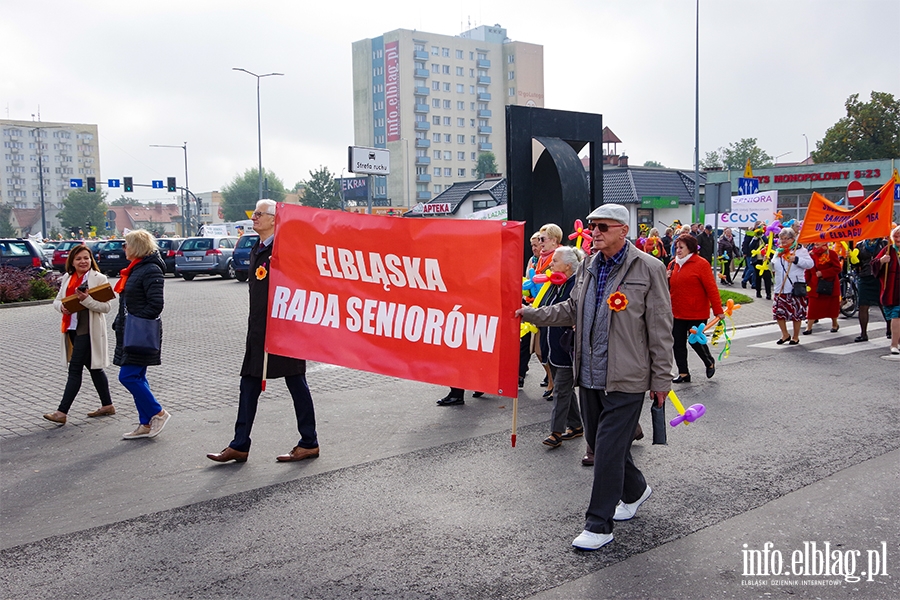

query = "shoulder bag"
[[816, 278, 835, 295], [123, 308, 161, 354]]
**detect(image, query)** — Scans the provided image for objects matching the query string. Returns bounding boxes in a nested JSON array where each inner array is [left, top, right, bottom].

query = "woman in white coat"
[[43, 244, 116, 425]]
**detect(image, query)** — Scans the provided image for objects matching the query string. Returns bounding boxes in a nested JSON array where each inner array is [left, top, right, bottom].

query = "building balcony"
[[415, 156, 431, 166], [415, 138, 431, 148], [413, 50, 428, 60], [416, 174, 432, 183], [414, 86, 429, 96], [477, 93, 491, 101], [414, 68, 430, 78], [479, 142, 493, 151], [417, 191, 432, 201], [477, 59, 491, 69], [477, 76, 491, 85], [478, 126, 492, 134], [414, 121, 430, 131], [477, 109, 492, 118], [414, 104, 429, 113]]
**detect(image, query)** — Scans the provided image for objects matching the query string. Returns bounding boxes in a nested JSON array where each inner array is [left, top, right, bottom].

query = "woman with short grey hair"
[[771, 227, 814, 345]]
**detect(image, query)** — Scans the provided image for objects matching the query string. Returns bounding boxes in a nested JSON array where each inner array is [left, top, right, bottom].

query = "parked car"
[[96, 239, 130, 277], [155, 238, 184, 277], [0, 238, 51, 270], [51, 240, 85, 272], [40, 241, 58, 262], [232, 234, 259, 282], [174, 236, 237, 280]]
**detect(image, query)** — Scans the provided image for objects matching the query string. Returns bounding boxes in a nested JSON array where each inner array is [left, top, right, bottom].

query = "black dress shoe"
[[776, 337, 790, 345], [542, 389, 553, 399], [802, 329, 812, 335], [471, 391, 484, 398], [518, 377, 525, 388], [672, 374, 691, 383], [436, 395, 465, 406], [706, 365, 715, 379], [854, 335, 868, 342], [756, 292, 762, 298]]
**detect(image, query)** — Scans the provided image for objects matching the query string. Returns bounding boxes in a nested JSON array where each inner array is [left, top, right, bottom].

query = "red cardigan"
[[668, 254, 723, 321], [805, 246, 842, 298], [874, 245, 900, 307]]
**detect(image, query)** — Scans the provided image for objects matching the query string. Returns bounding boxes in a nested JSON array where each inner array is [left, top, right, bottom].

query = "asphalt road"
[[1, 274, 898, 599]]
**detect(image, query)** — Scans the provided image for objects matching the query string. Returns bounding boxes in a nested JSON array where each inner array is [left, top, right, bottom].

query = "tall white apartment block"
[[1, 119, 100, 234], [352, 24, 543, 208]]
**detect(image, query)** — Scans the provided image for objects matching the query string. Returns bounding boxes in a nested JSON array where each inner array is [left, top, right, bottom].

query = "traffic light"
[[87, 177, 96, 192], [123, 177, 133, 193], [167, 177, 177, 192]]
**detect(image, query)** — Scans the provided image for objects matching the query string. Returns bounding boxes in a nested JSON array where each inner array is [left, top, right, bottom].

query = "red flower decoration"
[[607, 291, 628, 312]]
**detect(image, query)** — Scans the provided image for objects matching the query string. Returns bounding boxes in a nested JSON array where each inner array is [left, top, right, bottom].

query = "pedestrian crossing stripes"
[[740, 323, 893, 355]]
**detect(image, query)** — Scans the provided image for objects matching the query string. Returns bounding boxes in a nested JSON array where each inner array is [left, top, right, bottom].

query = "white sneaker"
[[891, 347, 899, 355], [572, 530, 614, 550], [613, 485, 652, 521], [123, 424, 151, 439], [148, 410, 171, 438]]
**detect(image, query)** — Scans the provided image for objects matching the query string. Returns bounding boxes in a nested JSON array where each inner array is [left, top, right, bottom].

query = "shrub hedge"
[[0, 267, 62, 304]]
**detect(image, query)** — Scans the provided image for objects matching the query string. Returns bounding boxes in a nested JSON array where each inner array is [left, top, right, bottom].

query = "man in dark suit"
[[698, 224, 715, 264], [207, 199, 319, 463]]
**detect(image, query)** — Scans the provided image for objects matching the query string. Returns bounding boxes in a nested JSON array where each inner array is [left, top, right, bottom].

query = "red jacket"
[[668, 254, 723, 321], [805, 246, 842, 298], [874, 245, 900, 307]]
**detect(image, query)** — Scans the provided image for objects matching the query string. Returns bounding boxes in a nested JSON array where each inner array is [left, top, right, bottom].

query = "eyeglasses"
[[587, 222, 626, 232], [251, 211, 275, 218], [538, 236, 547, 242]]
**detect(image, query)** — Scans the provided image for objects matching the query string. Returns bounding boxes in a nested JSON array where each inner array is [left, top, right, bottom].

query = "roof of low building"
[[603, 166, 705, 205], [405, 177, 507, 216]]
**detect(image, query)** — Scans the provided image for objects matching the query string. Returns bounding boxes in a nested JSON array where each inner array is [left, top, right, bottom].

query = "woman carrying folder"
[[44, 244, 116, 425]]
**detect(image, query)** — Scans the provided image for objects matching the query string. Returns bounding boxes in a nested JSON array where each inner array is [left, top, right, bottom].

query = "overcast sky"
[[3, 0, 898, 202]]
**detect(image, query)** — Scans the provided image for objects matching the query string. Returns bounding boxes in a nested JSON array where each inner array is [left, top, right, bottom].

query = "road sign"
[[640, 196, 679, 209], [108, 179, 120, 188], [895, 184, 900, 201], [348, 145, 390, 175], [737, 177, 759, 195], [151, 180, 164, 189], [69, 179, 83, 188], [846, 181, 865, 207]]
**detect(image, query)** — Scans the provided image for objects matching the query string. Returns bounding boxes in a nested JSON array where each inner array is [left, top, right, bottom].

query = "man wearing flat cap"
[[517, 203, 673, 551]]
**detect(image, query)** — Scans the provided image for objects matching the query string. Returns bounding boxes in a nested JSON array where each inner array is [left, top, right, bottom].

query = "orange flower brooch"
[[256, 265, 268, 280], [607, 291, 628, 312]]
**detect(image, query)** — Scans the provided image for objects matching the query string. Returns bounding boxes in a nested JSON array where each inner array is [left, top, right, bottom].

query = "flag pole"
[[511, 395, 518, 447], [261, 351, 269, 391]]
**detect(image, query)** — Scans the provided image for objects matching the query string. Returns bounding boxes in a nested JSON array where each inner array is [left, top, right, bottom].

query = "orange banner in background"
[[798, 177, 896, 243], [265, 205, 524, 397]]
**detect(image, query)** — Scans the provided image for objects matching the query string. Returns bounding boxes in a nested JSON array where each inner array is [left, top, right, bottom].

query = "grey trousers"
[[579, 387, 648, 534], [549, 365, 581, 433]]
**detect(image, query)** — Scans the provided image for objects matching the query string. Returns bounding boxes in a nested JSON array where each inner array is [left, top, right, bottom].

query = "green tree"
[[811, 92, 900, 163], [476, 152, 499, 178], [700, 138, 773, 170], [0, 204, 16, 236], [220, 168, 286, 221], [57, 189, 107, 234], [300, 166, 342, 210], [643, 160, 666, 168], [109, 195, 133, 206]]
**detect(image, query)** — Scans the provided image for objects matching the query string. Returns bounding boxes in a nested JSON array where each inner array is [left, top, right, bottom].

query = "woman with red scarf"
[[43, 245, 114, 425], [803, 242, 842, 335], [874, 225, 900, 354]]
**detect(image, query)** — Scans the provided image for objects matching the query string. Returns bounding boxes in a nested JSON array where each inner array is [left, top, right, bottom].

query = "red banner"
[[265, 205, 524, 397], [798, 177, 896, 244]]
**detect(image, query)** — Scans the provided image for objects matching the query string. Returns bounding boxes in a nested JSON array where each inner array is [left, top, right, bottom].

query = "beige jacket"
[[520, 243, 674, 394], [53, 270, 113, 369]]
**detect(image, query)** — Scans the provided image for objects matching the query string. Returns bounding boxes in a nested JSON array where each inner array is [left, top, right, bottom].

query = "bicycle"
[[840, 268, 858, 318]]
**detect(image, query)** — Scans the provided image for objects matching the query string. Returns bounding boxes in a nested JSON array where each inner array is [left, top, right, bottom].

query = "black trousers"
[[754, 266, 772, 298], [518, 333, 531, 378], [230, 374, 318, 453], [58, 332, 112, 414], [580, 388, 647, 534], [672, 318, 714, 375]]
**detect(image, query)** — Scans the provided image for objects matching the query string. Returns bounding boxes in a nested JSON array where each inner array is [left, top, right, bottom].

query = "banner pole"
[[261, 351, 269, 392], [511, 395, 518, 447]]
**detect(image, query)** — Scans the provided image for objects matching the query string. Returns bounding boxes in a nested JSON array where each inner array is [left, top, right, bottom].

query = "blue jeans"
[[118, 365, 162, 425]]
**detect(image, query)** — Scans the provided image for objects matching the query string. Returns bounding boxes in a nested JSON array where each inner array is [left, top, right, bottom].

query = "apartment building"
[[352, 24, 543, 208], [1, 119, 100, 234]]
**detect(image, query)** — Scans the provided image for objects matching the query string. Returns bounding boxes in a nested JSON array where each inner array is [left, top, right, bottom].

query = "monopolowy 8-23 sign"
[[266, 205, 524, 396]]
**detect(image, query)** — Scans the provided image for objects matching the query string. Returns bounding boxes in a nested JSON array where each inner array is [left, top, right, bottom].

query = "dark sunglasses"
[[587, 222, 626, 232]]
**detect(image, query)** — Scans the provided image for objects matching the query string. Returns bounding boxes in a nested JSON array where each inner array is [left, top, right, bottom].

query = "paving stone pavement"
[[0, 275, 398, 440]]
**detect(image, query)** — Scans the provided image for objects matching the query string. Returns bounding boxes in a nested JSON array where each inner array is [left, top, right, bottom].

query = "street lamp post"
[[233, 68, 283, 201], [774, 151, 792, 164], [692, 0, 701, 223], [150, 143, 190, 235], [802, 134, 809, 163]]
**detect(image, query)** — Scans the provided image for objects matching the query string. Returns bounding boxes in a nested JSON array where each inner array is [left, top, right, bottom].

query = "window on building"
[[443, 82, 451, 91], [443, 99, 451, 109], [472, 169, 478, 177], [478, 52, 486, 60], [442, 117, 451, 126], [432, 81, 440, 91], [432, 133, 441, 142], [469, 51, 474, 60], [442, 47, 450, 57], [470, 119, 476, 127], [457, 135, 466, 144], [434, 167, 441, 177], [457, 101, 465, 110], [432, 98, 441, 108], [471, 152, 476, 160], [509, 88, 515, 96], [508, 71, 515, 80], [433, 150, 441, 159], [471, 136, 476, 144], [508, 54, 515, 63], [456, 49, 463, 59], [444, 134, 452, 143], [432, 46, 439, 55], [431, 63, 440, 73], [442, 65, 450, 74], [457, 118, 465, 127], [434, 184, 442, 193], [469, 85, 475, 94], [457, 152, 466, 161], [415, 61, 425, 70], [469, 68, 475, 77], [415, 114, 426, 122], [458, 168, 467, 177], [443, 151, 451, 160], [432, 116, 441, 125], [479, 119, 488, 127], [444, 168, 451, 177], [456, 84, 464, 93], [415, 44, 425, 52], [416, 166, 427, 174], [456, 66, 464, 76]]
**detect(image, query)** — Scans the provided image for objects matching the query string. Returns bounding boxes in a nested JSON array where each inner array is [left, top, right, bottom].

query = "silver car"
[[174, 236, 237, 280]]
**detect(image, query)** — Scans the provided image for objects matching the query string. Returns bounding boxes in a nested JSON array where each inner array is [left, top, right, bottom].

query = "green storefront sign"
[[641, 196, 679, 208]]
